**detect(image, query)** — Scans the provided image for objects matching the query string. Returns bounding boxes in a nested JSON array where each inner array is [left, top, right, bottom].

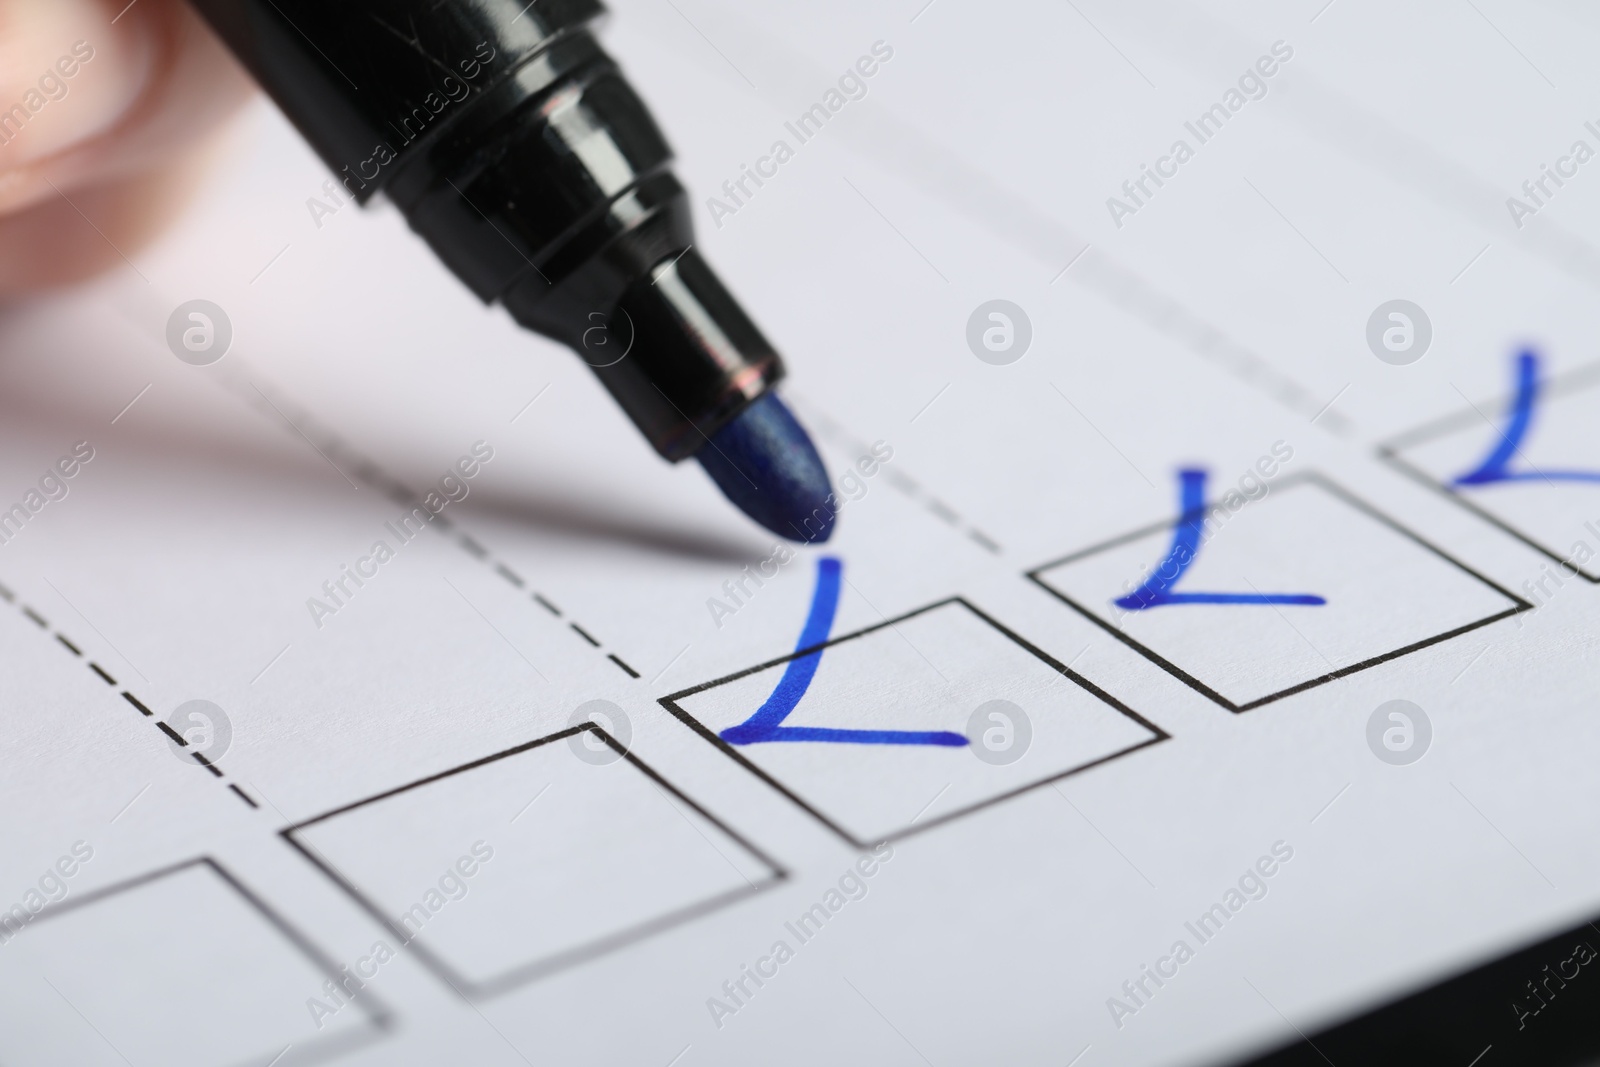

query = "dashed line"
[[1, 592, 259, 811], [791, 398, 1005, 555], [883, 468, 917, 494], [215, 372, 648, 681], [230, 784, 260, 809], [968, 529, 1001, 553]]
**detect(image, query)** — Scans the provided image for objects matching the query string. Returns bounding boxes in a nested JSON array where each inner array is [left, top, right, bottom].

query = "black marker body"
[[190, 0, 782, 460]]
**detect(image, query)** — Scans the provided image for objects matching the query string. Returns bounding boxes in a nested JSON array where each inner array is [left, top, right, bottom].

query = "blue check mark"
[[720, 557, 968, 747], [1454, 350, 1600, 487], [1114, 469, 1326, 611]]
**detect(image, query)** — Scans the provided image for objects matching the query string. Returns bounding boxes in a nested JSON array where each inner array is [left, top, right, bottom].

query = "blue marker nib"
[[696, 392, 835, 543]]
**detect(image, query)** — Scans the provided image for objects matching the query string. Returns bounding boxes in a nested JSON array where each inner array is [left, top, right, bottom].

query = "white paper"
[[1, 2, 1599, 1064]]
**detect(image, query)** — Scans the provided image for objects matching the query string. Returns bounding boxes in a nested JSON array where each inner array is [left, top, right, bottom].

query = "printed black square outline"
[[281, 724, 787, 1001], [658, 598, 1169, 850], [1026, 471, 1532, 714], [1378, 359, 1600, 584], [7, 857, 391, 1066]]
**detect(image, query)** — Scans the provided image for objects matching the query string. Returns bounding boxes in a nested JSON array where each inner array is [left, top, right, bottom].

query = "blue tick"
[[1454, 350, 1600, 488], [1114, 469, 1327, 611], [720, 557, 968, 748]]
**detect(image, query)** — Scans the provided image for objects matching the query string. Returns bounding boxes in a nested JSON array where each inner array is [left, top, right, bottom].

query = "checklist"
[[8, 4, 1600, 1063]]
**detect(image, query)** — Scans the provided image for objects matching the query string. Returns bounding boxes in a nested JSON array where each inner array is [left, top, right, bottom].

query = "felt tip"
[[696, 392, 835, 543]]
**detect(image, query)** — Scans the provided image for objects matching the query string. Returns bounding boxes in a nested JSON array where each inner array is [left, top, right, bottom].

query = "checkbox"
[[1384, 352, 1600, 583], [662, 598, 1165, 848], [0, 859, 388, 1066], [1029, 472, 1528, 712], [285, 726, 783, 1000]]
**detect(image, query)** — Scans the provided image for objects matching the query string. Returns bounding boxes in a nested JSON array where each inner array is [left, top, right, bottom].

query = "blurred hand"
[[0, 0, 251, 291]]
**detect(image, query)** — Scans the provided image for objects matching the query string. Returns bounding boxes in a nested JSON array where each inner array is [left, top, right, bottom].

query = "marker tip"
[[696, 392, 834, 543]]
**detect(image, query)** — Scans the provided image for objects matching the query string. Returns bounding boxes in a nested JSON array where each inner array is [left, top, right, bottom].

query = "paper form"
[[2, 1, 1600, 1064]]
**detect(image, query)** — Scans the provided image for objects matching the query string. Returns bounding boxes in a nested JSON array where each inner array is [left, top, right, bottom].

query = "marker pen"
[[188, 0, 835, 542]]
